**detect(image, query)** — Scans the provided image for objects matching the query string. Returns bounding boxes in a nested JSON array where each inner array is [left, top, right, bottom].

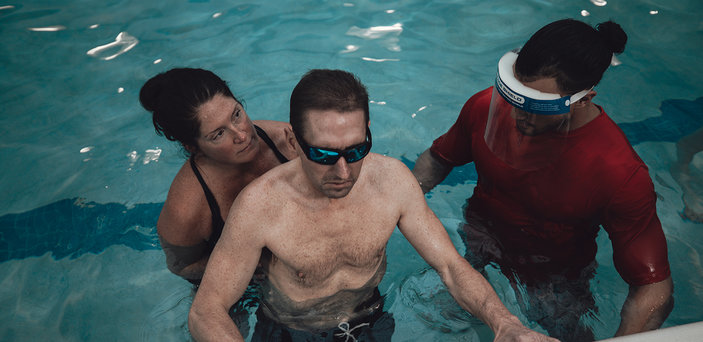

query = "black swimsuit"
[[190, 125, 289, 249]]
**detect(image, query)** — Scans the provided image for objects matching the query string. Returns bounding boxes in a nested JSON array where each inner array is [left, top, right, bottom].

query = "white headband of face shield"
[[496, 51, 591, 115]]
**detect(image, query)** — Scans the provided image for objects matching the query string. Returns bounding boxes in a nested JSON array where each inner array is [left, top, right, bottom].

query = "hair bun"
[[596, 21, 627, 54], [139, 73, 167, 113]]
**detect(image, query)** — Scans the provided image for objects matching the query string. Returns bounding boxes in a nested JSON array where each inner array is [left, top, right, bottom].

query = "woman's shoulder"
[[158, 161, 212, 244]]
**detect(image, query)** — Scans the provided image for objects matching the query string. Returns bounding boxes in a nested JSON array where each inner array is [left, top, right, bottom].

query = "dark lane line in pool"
[[0, 198, 163, 262]]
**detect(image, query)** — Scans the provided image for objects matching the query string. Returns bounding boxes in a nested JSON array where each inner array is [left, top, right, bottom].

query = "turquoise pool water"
[[1, 0, 702, 340]]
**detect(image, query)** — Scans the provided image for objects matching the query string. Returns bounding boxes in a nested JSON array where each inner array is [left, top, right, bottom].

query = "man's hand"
[[494, 318, 560, 342]]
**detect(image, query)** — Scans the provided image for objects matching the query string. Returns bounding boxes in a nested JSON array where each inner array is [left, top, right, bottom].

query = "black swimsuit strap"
[[188, 126, 285, 247], [189, 157, 225, 246], [254, 125, 289, 164]]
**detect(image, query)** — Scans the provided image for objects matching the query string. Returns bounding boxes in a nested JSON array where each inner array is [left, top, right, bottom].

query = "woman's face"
[[194, 93, 260, 165]]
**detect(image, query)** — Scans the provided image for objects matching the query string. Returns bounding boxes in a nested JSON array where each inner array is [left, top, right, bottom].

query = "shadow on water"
[[619, 97, 703, 146], [0, 198, 163, 262]]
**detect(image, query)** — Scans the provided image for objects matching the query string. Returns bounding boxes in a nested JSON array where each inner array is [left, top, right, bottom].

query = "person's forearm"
[[189, 300, 244, 342], [615, 277, 674, 336], [440, 257, 521, 333], [412, 149, 453, 193]]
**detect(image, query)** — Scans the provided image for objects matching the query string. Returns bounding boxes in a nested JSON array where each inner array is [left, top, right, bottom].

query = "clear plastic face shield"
[[484, 51, 591, 170]]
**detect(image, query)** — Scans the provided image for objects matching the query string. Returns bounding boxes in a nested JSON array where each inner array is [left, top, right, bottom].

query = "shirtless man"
[[188, 69, 556, 341]]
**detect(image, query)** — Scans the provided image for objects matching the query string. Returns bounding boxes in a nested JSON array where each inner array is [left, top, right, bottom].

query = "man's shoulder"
[[574, 111, 645, 168], [366, 153, 411, 174], [451, 87, 493, 132], [461, 87, 493, 113], [237, 160, 297, 203], [363, 153, 418, 192]]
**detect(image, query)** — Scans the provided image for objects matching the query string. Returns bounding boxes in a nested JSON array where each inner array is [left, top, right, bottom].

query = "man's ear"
[[286, 126, 299, 151], [573, 90, 597, 108]]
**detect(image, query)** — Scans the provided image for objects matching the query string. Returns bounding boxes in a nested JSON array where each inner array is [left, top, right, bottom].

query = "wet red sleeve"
[[602, 166, 671, 286], [429, 88, 492, 166]]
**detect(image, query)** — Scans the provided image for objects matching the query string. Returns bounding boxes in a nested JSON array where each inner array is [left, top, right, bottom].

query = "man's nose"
[[333, 157, 351, 178], [515, 109, 528, 120]]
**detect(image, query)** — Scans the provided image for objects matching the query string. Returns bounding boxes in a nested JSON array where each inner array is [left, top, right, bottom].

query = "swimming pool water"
[[1, 0, 702, 340]]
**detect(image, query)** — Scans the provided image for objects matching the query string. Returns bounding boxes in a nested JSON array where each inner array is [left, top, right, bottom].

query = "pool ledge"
[[598, 321, 703, 341]]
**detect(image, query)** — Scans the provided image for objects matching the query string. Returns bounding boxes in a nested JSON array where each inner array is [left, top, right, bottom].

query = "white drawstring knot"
[[333, 321, 370, 342]]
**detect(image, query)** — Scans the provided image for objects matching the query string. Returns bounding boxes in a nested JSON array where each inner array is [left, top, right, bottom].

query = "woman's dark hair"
[[290, 69, 369, 140], [139, 68, 238, 154], [515, 19, 627, 94]]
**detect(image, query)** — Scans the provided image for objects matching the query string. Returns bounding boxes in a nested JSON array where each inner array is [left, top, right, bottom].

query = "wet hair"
[[515, 19, 627, 94], [139, 68, 238, 155], [290, 69, 369, 140]]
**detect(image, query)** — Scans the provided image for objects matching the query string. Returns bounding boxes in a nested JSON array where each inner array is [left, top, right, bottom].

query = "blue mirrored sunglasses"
[[297, 127, 372, 165]]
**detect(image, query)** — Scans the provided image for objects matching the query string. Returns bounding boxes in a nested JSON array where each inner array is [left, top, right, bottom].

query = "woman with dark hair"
[[140, 68, 296, 284], [413, 19, 672, 340]]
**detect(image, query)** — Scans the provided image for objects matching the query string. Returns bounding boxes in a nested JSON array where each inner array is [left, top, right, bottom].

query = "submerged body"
[[259, 251, 387, 330]]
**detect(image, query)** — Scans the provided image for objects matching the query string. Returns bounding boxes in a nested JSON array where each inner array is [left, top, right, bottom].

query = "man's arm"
[[188, 189, 266, 342], [394, 161, 556, 341], [412, 148, 454, 193], [615, 277, 674, 336], [603, 165, 674, 336]]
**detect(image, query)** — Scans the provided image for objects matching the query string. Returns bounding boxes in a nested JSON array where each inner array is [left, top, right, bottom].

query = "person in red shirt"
[[413, 19, 673, 341]]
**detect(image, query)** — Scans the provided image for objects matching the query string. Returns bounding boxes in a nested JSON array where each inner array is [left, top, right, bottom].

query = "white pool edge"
[[598, 321, 703, 341]]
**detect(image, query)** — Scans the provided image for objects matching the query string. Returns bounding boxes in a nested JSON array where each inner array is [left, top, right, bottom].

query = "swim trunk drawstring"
[[334, 321, 370, 342]]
